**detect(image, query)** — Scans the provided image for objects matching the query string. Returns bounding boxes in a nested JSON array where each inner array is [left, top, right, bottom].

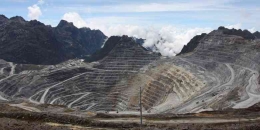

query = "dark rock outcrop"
[[0, 15, 107, 65], [0, 15, 8, 24], [218, 26, 256, 40], [178, 27, 260, 56], [177, 33, 206, 55], [85, 36, 121, 62], [85, 35, 160, 63], [254, 31, 260, 39]]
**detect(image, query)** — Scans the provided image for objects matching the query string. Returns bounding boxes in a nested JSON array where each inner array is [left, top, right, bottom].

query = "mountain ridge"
[[0, 14, 107, 65], [178, 26, 260, 56]]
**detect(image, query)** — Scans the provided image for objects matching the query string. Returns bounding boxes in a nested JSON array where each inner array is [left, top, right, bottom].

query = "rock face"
[[178, 33, 207, 55], [0, 26, 260, 114], [85, 36, 122, 62], [85, 36, 156, 63], [218, 26, 256, 40], [0, 15, 107, 65], [254, 31, 260, 38]]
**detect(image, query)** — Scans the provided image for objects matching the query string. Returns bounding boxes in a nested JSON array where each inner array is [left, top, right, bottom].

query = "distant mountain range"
[[0, 15, 107, 65]]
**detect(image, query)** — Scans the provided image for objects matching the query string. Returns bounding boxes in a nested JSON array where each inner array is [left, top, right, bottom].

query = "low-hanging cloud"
[[27, 0, 44, 20], [27, 4, 42, 20], [62, 12, 87, 28], [102, 25, 212, 56], [62, 12, 212, 56]]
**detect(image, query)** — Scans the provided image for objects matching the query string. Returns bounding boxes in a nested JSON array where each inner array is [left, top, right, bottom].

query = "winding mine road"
[[0, 62, 16, 101], [169, 63, 235, 114], [233, 70, 260, 108], [68, 92, 91, 108], [0, 94, 7, 101], [97, 116, 260, 124], [0, 68, 4, 74], [29, 72, 89, 104], [9, 103, 41, 112]]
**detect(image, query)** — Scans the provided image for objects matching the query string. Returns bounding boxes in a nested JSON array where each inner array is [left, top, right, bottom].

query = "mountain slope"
[[84, 36, 122, 62], [0, 35, 160, 111], [161, 27, 260, 113], [0, 15, 106, 65], [85, 36, 148, 62]]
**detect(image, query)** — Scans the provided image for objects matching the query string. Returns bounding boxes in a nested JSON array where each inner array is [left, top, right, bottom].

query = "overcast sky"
[[1, 0, 259, 56]]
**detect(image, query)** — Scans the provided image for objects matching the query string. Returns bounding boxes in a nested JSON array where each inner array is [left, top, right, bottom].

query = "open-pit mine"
[[1, 15, 260, 129]]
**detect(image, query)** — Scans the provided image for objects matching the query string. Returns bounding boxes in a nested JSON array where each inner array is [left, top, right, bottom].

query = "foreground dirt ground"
[[1, 116, 260, 130], [0, 118, 114, 130], [1, 102, 260, 130]]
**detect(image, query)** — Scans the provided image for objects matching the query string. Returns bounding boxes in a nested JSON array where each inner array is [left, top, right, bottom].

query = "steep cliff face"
[[85, 36, 122, 62], [0, 15, 106, 65], [85, 36, 148, 62], [254, 31, 260, 38], [177, 33, 207, 55], [218, 26, 256, 40]]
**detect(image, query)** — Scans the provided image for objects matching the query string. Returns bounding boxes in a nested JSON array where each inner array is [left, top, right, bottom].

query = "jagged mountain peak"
[[10, 16, 26, 23], [0, 14, 9, 24], [216, 26, 256, 40], [178, 33, 207, 55], [28, 20, 46, 26], [85, 35, 160, 62], [253, 31, 260, 38], [0, 14, 8, 20], [0, 15, 107, 64], [57, 20, 76, 28], [79, 27, 91, 32], [118, 35, 137, 45], [178, 26, 260, 56]]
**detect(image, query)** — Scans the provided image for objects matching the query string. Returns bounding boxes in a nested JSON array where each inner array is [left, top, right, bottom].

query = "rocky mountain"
[[85, 36, 151, 62], [85, 36, 122, 62], [0, 25, 260, 114], [0, 15, 107, 65], [178, 26, 260, 56], [178, 33, 207, 55], [254, 31, 260, 38]]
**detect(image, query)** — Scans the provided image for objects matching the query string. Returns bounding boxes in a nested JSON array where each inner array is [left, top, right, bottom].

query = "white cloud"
[[248, 27, 256, 33], [225, 23, 242, 29], [27, 4, 42, 20], [84, 0, 235, 13], [62, 12, 211, 56], [142, 26, 212, 56], [62, 12, 87, 28]]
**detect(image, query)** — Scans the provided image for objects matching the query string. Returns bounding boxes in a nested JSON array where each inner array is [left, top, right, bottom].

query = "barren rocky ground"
[[1, 102, 260, 130]]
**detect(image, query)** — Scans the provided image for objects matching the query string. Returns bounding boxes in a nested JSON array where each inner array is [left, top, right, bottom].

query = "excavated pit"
[[0, 28, 260, 114]]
